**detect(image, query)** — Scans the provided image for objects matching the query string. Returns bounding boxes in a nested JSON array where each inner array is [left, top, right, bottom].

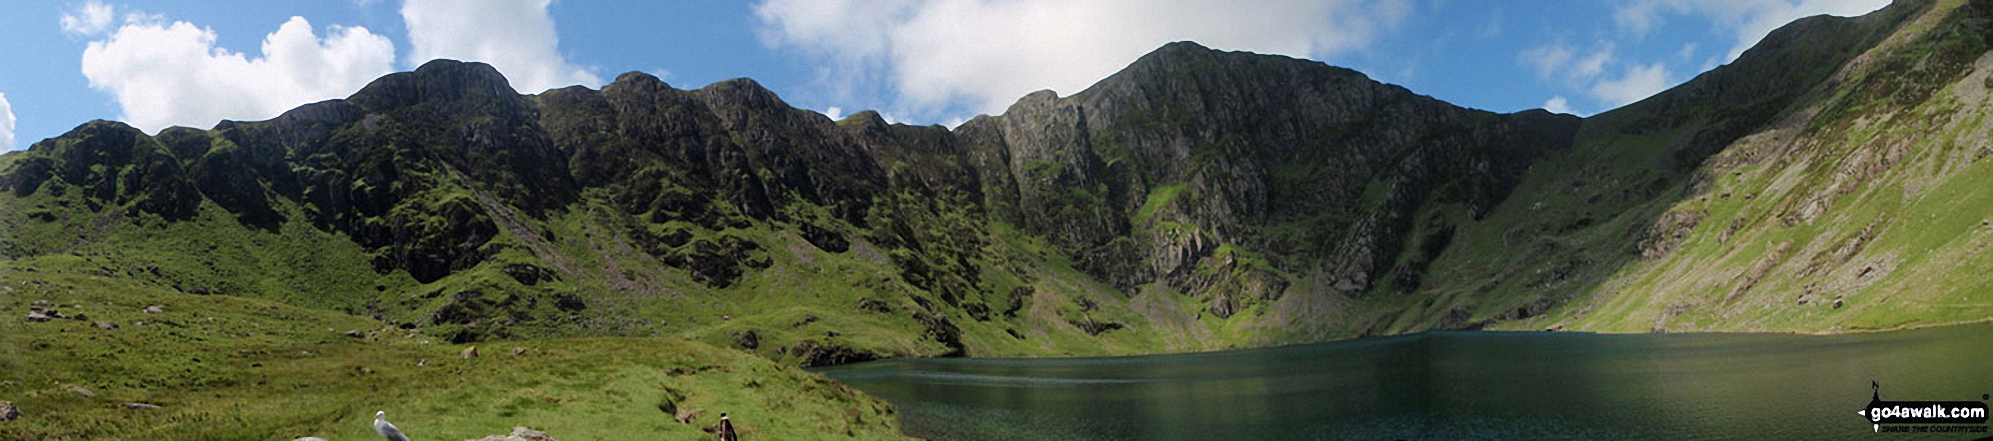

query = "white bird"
[[375, 410, 410, 441]]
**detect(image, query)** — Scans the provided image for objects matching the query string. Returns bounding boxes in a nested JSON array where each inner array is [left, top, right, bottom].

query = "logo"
[[1857, 381, 1989, 434]]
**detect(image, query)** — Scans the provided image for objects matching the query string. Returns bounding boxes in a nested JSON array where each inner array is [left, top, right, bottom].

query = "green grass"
[[0, 266, 908, 440]]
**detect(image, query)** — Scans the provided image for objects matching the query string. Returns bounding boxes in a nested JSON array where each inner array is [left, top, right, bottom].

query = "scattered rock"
[[467, 426, 557, 441], [94, 321, 117, 330], [68, 385, 97, 398], [357, 366, 375, 374], [1833, 299, 1844, 309], [856, 297, 892, 314], [344, 330, 365, 338], [461, 346, 479, 359], [68, 313, 88, 322], [418, 359, 429, 367], [0, 400, 18, 421], [25, 311, 50, 322], [733, 330, 760, 349], [119, 402, 160, 410], [144, 305, 164, 314], [673, 407, 704, 424], [512, 347, 527, 356], [30, 300, 51, 310]]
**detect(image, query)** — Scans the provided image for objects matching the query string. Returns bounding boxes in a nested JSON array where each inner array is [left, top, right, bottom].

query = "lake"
[[817, 324, 1993, 440]]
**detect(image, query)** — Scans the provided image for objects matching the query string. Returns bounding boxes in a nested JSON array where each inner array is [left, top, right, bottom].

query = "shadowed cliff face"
[[963, 42, 1582, 319], [1, 0, 1983, 360]]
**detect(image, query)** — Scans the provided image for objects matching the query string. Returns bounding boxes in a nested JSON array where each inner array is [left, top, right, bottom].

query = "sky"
[[0, 0, 1893, 152]]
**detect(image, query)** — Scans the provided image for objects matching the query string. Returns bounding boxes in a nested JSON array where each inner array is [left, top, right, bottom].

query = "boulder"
[[466, 426, 556, 441], [144, 305, 164, 314], [344, 330, 365, 338], [294, 438, 329, 441], [673, 407, 703, 424], [68, 385, 97, 398], [0, 400, 18, 421], [120, 402, 160, 410], [94, 321, 118, 330], [25, 311, 50, 322], [461, 346, 479, 359]]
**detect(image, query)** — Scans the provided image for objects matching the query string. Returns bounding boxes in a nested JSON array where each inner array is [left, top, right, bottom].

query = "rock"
[[144, 305, 164, 314], [294, 438, 329, 441], [461, 346, 479, 359], [344, 330, 365, 338], [68, 313, 88, 322], [120, 402, 160, 410], [512, 347, 526, 356], [30, 300, 50, 310], [94, 321, 117, 330], [674, 407, 703, 424], [25, 311, 50, 322], [466, 426, 557, 441], [68, 385, 97, 398], [0, 400, 18, 421]]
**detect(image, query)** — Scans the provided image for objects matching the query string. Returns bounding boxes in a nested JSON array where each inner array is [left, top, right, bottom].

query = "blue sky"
[[0, 0, 1890, 151]]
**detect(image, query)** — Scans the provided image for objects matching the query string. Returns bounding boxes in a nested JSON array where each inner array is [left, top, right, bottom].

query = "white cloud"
[[1590, 62, 1672, 107], [824, 106, 843, 120], [754, 0, 1414, 121], [1613, 0, 1889, 62], [0, 92, 15, 151], [1541, 95, 1574, 115], [1519, 41, 1611, 84], [1518, 44, 1573, 79], [60, 0, 115, 37], [401, 0, 602, 93], [79, 13, 396, 133]]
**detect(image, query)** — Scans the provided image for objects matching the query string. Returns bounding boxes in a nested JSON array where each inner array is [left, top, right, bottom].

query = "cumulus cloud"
[[1614, 0, 1889, 61], [78, 10, 396, 133], [1590, 62, 1672, 107], [0, 92, 15, 150], [401, 0, 602, 93], [60, 0, 116, 37], [1541, 95, 1574, 115], [754, 0, 1414, 120]]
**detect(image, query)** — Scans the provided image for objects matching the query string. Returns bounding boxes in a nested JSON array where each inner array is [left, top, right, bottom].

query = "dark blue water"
[[818, 324, 1993, 440]]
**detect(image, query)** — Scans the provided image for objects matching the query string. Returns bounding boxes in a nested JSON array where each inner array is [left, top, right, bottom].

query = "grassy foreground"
[[0, 266, 907, 440]]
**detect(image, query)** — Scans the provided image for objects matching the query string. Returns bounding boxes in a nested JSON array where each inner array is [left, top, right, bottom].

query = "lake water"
[[817, 324, 1993, 440]]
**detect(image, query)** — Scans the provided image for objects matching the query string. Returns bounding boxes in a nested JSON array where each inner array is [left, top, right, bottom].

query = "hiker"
[[718, 412, 739, 441]]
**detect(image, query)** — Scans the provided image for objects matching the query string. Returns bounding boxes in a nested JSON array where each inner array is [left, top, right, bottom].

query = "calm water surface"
[[817, 324, 1993, 440]]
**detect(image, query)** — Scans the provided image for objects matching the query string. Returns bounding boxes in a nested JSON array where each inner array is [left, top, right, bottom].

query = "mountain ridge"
[[3, 0, 1989, 366]]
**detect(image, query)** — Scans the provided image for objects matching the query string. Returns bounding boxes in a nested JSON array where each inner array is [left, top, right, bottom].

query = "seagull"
[[375, 410, 410, 441]]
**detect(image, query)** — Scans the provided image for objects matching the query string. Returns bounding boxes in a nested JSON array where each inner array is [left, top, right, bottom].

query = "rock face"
[[960, 42, 1580, 315]]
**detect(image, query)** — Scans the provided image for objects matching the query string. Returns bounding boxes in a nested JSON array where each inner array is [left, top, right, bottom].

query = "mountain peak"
[[348, 59, 519, 112]]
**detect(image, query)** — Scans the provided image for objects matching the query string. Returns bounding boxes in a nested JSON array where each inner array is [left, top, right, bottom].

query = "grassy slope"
[[1443, 0, 1993, 334], [0, 264, 906, 440]]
